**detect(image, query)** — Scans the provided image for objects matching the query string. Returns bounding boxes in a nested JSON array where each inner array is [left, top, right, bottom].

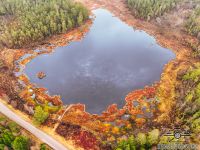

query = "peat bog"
[[24, 9, 175, 114]]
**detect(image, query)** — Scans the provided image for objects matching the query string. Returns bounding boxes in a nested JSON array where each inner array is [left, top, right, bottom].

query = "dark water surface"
[[25, 9, 175, 114]]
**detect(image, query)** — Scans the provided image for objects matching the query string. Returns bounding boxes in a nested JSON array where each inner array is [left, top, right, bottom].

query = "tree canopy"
[[186, 7, 200, 37], [127, 0, 180, 20], [12, 136, 29, 150], [0, 0, 89, 48]]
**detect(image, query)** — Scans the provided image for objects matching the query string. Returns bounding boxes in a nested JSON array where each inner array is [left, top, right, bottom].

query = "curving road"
[[0, 101, 68, 150]]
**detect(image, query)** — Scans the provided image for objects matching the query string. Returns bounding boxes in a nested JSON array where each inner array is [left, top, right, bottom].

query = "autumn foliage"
[[56, 122, 100, 150]]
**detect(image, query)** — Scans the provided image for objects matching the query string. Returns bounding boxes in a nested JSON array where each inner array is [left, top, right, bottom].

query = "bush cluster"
[[0, 115, 29, 150], [182, 65, 200, 134]]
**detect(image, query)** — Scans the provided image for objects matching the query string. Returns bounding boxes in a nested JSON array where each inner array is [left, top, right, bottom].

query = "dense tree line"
[[0, 114, 51, 150], [0, 0, 89, 48], [116, 129, 161, 150], [186, 7, 200, 38], [127, 0, 180, 19]]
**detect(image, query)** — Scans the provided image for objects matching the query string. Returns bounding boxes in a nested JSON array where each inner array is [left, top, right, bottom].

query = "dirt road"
[[0, 100, 69, 150]]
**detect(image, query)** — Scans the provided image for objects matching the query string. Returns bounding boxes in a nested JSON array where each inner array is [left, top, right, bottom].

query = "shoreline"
[[0, 0, 199, 149], [13, 0, 196, 118]]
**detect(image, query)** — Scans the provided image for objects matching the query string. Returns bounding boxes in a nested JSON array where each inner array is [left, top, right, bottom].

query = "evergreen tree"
[[12, 136, 29, 150], [77, 12, 83, 26], [0, 0, 89, 48]]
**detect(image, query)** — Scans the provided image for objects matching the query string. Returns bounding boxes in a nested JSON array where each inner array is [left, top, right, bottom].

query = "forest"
[[0, 0, 89, 48], [186, 7, 200, 37], [0, 113, 51, 150], [127, 0, 180, 19], [185, 7, 200, 58]]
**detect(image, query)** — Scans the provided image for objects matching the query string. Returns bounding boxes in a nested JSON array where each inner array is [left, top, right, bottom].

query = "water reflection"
[[25, 9, 175, 114]]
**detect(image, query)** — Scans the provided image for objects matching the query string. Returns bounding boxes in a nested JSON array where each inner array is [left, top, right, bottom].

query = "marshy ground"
[[0, 0, 199, 149]]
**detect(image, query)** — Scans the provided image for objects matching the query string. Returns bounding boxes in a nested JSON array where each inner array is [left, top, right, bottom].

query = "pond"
[[24, 9, 175, 114]]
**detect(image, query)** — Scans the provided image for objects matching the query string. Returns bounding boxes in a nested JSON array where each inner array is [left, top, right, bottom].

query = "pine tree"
[[0, 0, 89, 48], [77, 12, 83, 26], [61, 21, 67, 33]]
